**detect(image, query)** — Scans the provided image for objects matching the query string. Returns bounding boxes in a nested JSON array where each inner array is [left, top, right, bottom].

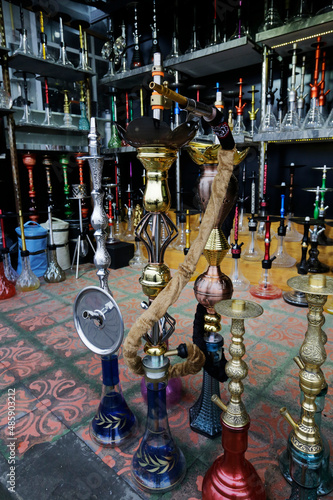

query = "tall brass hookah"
[[279, 273, 333, 499], [185, 115, 248, 438], [119, 69, 240, 492], [117, 54, 202, 492]]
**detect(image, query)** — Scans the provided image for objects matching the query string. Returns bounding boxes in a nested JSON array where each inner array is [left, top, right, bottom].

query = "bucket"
[[40, 217, 71, 270], [15, 221, 48, 277]]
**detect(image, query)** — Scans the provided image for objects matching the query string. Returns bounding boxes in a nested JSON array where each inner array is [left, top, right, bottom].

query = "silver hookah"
[[297, 55, 307, 123], [85, 118, 112, 293]]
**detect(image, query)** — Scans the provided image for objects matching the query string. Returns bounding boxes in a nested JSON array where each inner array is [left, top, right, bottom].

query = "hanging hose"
[[123, 146, 236, 377]]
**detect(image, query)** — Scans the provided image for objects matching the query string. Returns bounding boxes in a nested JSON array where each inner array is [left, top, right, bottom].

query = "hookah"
[[123, 183, 135, 243], [150, 0, 161, 61], [305, 220, 329, 274], [75, 153, 89, 219], [70, 20, 90, 71], [56, 15, 74, 67], [0, 210, 18, 284], [206, 0, 223, 47], [43, 206, 66, 283], [233, 78, 248, 136], [318, 50, 330, 119], [22, 153, 38, 223], [102, 181, 118, 245], [184, 210, 191, 255], [70, 183, 95, 280], [259, 0, 282, 30], [16, 71, 36, 125], [202, 298, 266, 500], [250, 216, 282, 299], [108, 92, 122, 149], [247, 85, 259, 137], [281, 43, 301, 132], [13, 4, 33, 56], [283, 163, 304, 242], [171, 188, 187, 252], [115, 21, 128, 74], [271, 182, 296, 268], [283, 216, 310, 307], [119, 71, 237, 492], [43, 155, 54, 210], [311, 165, 333, 246], [121, 91, 130, 147], [77, 81, 90, 131], [188, 84, 207, 139], [0, 251, 16, 299], [59, 154, 74, 220], [257, 152, 275, 241], [186, 127, 245, 439], [230, 203, 250, 291], [101, 18, 116, 77], [259, 50, 278, 133], [37, 10, 54, 62], [280, 274, 333, 500], [16, 210, 40, 292], [297, 55, 307, 124], [237, 163, 249, 235], [74, 118, 137, 446], [113, 157, 124, 239], [129, 204, 147, 270], [185, 5, 201, 53], [129, 2, 142, 68], [241, 171, 264, 261], [41, 76, 56, 127], [229, 0, 248, 40], [60, 89, 77, 130], [303, 37, 325, 130], [166, 0, 182, 59]]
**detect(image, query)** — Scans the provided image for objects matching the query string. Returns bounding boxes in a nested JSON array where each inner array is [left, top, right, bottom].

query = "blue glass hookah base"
[[90, 355, 136, 446], [132, 382, 186, 493]]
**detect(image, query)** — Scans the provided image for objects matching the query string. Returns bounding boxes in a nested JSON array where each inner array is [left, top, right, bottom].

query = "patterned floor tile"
[[0, 340, 54, 389], [27, 367, 100, 428], [36, 321, 87, 359]]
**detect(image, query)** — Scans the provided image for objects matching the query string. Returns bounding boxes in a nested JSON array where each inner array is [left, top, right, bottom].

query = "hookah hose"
[[123, 146, 235, 377]]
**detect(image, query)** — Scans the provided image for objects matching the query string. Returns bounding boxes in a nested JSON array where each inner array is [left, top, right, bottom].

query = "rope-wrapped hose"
[[123, 146, 236, 377]]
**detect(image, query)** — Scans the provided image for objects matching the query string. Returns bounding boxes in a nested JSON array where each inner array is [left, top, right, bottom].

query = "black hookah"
[[283, 216, 310, 307]]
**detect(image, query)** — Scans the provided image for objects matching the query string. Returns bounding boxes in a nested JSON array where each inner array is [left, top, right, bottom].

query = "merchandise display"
[[1, 0, 333, 498]]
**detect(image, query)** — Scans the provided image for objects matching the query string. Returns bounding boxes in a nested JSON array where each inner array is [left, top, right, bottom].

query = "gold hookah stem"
[[40, 11, 46, 60], [223, 313, 249, 427], [248, 85, 259, 121], [280, 274, 332, 454], [140, 86, 144, 116], [18, 210, 27, 252], [185, 209, 190, 249]]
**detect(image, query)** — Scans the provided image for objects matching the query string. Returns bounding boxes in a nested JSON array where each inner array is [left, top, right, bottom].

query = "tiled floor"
[[0, 262, 332, 499]]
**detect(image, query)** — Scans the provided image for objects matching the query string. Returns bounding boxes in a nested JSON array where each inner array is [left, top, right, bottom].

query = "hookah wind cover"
[[192, 303, 228, 382]]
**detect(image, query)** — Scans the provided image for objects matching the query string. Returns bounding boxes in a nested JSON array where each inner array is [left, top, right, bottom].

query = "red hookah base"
[[202, 421, 266, 500]]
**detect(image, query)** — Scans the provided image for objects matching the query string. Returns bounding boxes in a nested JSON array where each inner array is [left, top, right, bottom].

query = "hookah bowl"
[[73, 119, 137, 446], [202, 299, 265, 500], [279, 274, 333, 499]]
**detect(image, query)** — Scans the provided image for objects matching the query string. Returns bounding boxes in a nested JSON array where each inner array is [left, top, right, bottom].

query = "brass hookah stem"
[[281, 275, 330, 454], [39, 11, 46, 59], [248, 85, 259, 122], [0, 1, 22, 216], [223, 315, 249, 427]]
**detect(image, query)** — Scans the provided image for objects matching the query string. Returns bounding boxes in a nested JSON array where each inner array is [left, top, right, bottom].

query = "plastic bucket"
[[40, 217, 71, 270]]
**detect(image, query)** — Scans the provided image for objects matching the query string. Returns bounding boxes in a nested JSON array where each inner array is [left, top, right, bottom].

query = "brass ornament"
[[214, 299, 264, 428], [280, 274, 333, 454]]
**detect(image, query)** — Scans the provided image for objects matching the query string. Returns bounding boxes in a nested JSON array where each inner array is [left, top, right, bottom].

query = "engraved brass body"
[[280, 274, 333, 454], [214, 299, 263, 428]]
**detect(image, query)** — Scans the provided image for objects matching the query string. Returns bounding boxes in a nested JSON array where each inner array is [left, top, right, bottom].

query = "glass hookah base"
[[140, 377, 183, 406], [250, 283, 282, 300], [283, 290, 308, 307], [272, 253, 296, 268], [131, 442, 186, 493], [90, 394, 137, 447], [231, 277, 250, 292], [241, 250, 264, 262]]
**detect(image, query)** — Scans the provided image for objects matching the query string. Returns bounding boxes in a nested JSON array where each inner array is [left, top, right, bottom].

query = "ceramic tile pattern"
[[0, 263, 332, 499]]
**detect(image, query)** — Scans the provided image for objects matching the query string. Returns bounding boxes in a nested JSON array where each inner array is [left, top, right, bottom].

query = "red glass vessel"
[[202, 421, 266, 500]]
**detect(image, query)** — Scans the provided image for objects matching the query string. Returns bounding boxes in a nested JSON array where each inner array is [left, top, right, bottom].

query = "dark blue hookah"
[[73, 118, 136, 446]]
